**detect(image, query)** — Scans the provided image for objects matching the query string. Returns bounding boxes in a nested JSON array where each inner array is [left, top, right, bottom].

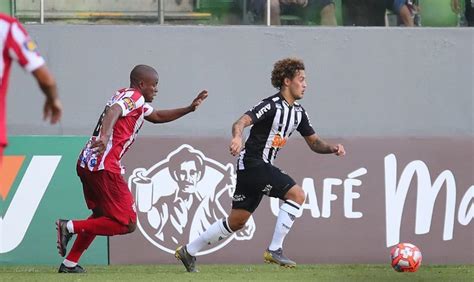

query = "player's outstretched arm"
[[230, 114, 253, 156], [32, 65, 63, 124], [303, 134, 345, 156], [145, 90, 208, 124]]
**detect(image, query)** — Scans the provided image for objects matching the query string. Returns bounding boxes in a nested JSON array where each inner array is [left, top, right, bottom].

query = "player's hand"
[[43, 97, 63, 124], [90, 136, 109, 155], [229, 137, 242, 156], [189, 90, 208, 111], [333, 144, 345, 156]]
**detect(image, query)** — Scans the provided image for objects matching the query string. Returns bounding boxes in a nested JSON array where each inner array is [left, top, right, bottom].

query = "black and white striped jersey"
[[237, 93, 315, 170]]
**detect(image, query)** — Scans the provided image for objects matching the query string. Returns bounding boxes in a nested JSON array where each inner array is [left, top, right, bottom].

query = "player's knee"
[[230, 221, 246, 231], [127, 222, 137, 233], [295, 188, 305, 204], [285, 186, 305, 205], [228, 217, 248, 231]]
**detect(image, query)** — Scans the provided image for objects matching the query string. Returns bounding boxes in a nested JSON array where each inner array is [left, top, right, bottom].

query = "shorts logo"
[[122, 97, 135, 111], [129, 144, 256, 256], [80, 140, 98, 169], [232, 194, 246, 202], [262, 184, 273, 196]]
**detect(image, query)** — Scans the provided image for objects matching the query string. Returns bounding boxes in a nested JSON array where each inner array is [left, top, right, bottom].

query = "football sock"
[[64, 232, 96, 264], [62, 259, 78, 268], [73, 216, 129, 236], [269, 200, 302, 251], [67, 220, 74, 233], [186, 218, 233, 256]]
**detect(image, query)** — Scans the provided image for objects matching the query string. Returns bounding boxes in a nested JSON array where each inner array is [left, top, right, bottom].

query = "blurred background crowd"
[[2, 0, 473, 27]]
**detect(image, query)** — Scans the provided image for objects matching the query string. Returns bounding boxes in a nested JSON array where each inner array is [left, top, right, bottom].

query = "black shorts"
[[232, 162, 296, 213]]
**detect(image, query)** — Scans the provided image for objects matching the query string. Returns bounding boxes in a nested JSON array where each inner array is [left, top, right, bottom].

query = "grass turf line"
[[0, 264, 472, 281]]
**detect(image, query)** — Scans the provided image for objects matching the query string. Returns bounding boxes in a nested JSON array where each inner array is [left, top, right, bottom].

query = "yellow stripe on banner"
[[75, 12, 125, 18]]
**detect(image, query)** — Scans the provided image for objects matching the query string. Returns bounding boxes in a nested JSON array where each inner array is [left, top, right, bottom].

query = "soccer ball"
[[390, 243, 422, 272]]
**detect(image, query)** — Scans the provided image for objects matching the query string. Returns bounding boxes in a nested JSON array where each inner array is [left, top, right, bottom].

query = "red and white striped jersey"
[[78, 88, 153, 174], [0, 13, 45, 146]]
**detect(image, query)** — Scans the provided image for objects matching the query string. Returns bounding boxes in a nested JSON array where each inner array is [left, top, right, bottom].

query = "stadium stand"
[[8, 0, 470, 26], [14, 0, 212, 24]]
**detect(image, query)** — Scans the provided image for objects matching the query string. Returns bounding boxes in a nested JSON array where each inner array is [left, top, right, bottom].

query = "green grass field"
[[0, 264, 472, 281]]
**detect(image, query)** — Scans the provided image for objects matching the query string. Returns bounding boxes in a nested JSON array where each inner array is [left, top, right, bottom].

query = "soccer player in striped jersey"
[[56, 65, 207, 273], [176, 57, 345, 272], [0, 13, 62, 164]]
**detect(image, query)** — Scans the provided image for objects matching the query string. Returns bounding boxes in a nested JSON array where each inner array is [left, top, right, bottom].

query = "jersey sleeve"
[[7, 20, 45, 72], [245, 99, 275, 124], [114, 91, 145, 117], [143, 103, 154, 116], [297, 108, 316, 137]]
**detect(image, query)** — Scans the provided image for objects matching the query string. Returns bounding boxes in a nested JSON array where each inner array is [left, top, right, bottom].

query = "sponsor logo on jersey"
[[256, 103, 271, 119], [23, 39, 38, 52], [122, 97, 136, 111], [271, 133, 287, 149]]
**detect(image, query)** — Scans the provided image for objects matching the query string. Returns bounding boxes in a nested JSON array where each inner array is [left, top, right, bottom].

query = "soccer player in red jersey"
[[56, 65, 208, 273], [0, 13, 62, 164]]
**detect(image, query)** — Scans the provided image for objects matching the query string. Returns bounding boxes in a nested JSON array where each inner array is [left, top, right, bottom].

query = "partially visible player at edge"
[[176, 57, 345, 272], [0, 13, 62, 164], [56, 64, 208, 273]]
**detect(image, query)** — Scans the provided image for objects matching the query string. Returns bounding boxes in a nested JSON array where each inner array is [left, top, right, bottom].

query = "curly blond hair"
[[271, 58, 305, 90]]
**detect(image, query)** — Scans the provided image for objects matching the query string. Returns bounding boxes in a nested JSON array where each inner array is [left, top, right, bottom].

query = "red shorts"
[[76, 164, 136, 225]]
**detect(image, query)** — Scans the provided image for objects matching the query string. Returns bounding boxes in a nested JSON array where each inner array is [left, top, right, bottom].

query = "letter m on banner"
[[0, 155, 61, 253]]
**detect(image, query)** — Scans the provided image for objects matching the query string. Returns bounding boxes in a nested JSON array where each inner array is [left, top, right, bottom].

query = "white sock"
[[269, 200, 302, 251], [62, 259, 77, 267], [186, 218, 233, 256], [67, 220, 74, 233]]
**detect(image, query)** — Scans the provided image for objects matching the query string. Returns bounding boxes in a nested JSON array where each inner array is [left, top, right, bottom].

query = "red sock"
[[73, 216, 129, 236], [65, 232, 96, 263]]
